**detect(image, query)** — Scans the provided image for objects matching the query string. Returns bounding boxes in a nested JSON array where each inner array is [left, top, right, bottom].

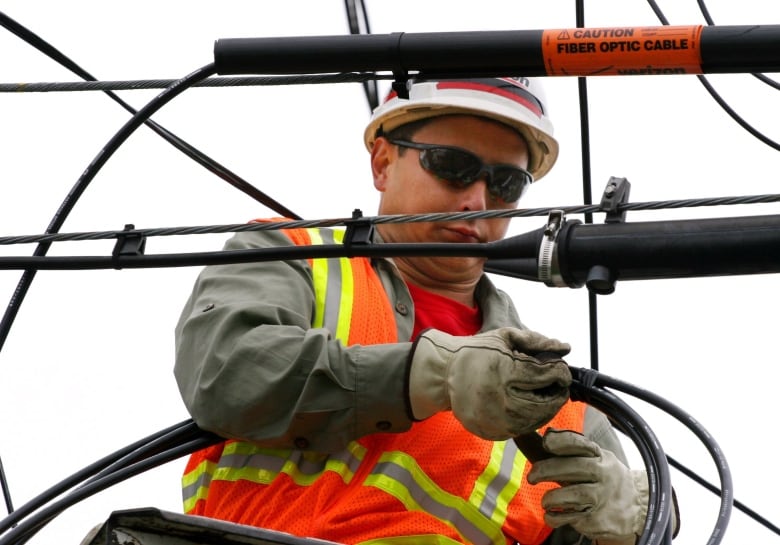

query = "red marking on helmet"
[[436, 81, 543, 118]]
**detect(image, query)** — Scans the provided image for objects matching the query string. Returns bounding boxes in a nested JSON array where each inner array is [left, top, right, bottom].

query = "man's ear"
[[370, 137, 393, 192]]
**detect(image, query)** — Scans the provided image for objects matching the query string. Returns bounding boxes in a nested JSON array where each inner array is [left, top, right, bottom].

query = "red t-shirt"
[[407, 282, 482, 338]]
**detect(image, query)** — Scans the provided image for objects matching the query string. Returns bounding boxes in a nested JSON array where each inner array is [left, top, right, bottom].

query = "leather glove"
[[408, 327, 572, 440], [527, 429, 649, 544]]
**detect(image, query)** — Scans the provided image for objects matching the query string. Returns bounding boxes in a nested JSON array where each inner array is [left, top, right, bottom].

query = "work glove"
[[408, 327, 572, 440], [527, 429, 649, 545]]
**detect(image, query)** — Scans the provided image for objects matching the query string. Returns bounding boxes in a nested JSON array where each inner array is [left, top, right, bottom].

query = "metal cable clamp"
[[538, 209, 566, 287]]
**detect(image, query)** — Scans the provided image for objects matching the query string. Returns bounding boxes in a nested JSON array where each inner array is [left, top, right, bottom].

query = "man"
[[175, 77, 671, 545]]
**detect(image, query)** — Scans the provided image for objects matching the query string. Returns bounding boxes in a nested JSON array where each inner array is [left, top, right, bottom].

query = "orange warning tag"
[[542, 25, 703, 76]]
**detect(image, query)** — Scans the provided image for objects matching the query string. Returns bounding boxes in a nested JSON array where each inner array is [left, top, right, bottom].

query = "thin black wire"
[[0, 18, 219, 515], [0, 63, 215, 354], [666, 455, 780, 536], [0, 459, 11, 517], [695, 0, 780, 91], [574, 1, 600, 374], [645, 0, 780, 152], [0, 12, 300, 220], [344, 0, 379, 112], [0, 65, 218, 533]]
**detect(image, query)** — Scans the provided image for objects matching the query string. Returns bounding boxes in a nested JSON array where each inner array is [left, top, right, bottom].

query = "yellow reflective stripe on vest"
[[364, 451, 507, 545], [182, 457, 218, 513], [358, 535, 465, 545], [308, 228, 353, 344], [469, 440, 527, 528]]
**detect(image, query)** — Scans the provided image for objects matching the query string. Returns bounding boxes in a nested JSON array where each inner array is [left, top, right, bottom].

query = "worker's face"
[[370, 115, 530, 285]]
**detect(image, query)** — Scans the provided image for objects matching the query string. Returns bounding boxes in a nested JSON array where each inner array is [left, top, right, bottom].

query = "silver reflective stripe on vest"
[[472, 440, 525, 528], [365, 453, 507, 545], [217, 445, 364, 483], [316, 229, 344, 336], [181, 459, 216, 509], [308, 229, 352, 343]]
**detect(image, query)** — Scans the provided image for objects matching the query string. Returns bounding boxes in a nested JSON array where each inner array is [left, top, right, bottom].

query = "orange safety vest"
[[182, 226, 586, 545]]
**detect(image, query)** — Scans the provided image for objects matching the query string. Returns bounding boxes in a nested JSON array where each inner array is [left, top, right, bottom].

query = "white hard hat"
[[364, 77, 558, 180]]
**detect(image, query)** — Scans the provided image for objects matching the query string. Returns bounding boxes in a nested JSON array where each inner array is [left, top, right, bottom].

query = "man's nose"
[[458, 178, 490, 211]]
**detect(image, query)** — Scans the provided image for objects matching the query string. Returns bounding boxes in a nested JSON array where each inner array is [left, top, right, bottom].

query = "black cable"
[[0, 11, 300, 220], [588, 370, 737, 544], [570, 372, 673, 545], [0, 459, 11, 517], [0, 369, 756, 545], [77, 421, 220, 492], [0, 375, 678, 545]]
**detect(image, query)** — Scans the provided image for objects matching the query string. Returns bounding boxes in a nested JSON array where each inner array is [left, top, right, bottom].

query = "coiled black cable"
[[572, 367, 734, 545], [0, 420, 221, 545], [0, 368, 730, 545], [570, 369, 673, 545]]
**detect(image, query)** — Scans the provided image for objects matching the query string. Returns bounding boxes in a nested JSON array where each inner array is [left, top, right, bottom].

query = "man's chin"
[[429, 256, 486, 276]]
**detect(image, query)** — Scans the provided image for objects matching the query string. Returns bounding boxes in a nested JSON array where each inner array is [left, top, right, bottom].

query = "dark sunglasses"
[[387, 138, 533, 203]]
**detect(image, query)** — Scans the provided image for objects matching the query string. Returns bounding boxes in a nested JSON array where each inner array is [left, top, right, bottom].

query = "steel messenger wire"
[[2, 193, 780, 248]]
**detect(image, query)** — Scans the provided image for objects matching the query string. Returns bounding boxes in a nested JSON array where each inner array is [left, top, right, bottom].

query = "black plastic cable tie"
[[343, 209, 374, 246], [571, 366, 600, 403], [391, 78, 410, 99], [112, 224, 146, 270], [599, 176, 631, 223]]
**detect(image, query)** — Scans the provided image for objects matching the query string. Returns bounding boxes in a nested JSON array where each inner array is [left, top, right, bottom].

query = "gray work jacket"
[[174, 227, 625, 460]]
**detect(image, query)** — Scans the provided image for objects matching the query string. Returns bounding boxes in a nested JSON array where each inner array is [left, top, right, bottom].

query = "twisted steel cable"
[[1, 193, 779, 247]]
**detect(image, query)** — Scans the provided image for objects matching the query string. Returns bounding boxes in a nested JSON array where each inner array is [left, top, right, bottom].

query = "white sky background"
[[1, 1, 779, 544]]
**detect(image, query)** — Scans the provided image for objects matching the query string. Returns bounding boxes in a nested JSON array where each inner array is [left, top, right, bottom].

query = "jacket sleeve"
[[174, 229, 413, 452]]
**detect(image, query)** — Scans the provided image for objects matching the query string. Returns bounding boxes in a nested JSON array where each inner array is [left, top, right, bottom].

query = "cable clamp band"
[[538, 209, 565, 287]]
